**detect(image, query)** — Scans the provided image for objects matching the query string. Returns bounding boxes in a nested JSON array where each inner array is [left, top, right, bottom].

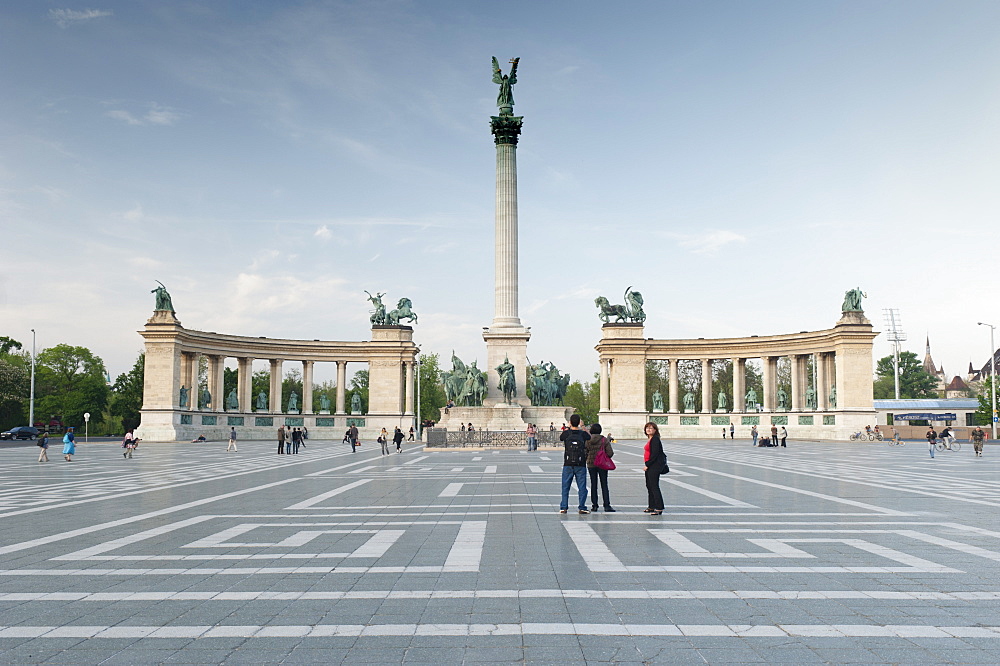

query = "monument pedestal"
[[319, 410, 331, 415]]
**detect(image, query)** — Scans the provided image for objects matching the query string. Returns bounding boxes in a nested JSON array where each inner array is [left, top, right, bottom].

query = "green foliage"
[[0, 337, 23, 355], [418, 353, 447, 423], [873, 351, 939, 399], [646, 361, 669, 412], [0, 352, 29, 430], [282, 368, 303, 411], [223, 367, 238, 404], [110, 353, 144, 432], [312, 379, 337, 412], [35, 344, 110, 430], [564, 374, 600, 425], [975, 382, 996, 426], [251, 370, 270, 410], [347, 369, 369, 414]]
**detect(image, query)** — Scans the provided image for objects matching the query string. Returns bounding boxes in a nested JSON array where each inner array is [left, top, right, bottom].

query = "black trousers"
[[277, 441, 284, 454], [588, 467, 611, 508], [645, 468, 664, 511]]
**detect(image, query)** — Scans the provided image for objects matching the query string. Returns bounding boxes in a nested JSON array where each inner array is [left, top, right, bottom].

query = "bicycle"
[[935, 439, 962, 452], [849, 432, 876, 441], [885, 436, 905, 447]]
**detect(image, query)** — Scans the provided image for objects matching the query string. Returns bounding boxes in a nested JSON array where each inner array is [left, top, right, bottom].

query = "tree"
[[35, 344, 110, 429], [417, 353, 447, 423], [974, 382, 995, 426], [873, 351, 939, 399], [564, 374, 600, 425], [223, 367, 238, 405], [110, 352, 144, 432], [313, 379, 337, 412], [0, 342, 29, 430]]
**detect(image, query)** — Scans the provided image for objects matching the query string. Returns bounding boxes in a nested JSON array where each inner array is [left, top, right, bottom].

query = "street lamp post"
[[415, 352, 422, 442], [83, 412, 91, 444], [978, 322, 997, 440], [29, 329, 36, 428]]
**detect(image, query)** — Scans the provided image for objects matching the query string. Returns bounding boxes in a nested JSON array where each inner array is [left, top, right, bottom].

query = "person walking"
[[62, 428, 76, 462], [227, 427, 238, 452], [302, 426, 308, 441], [643, 422, 666, 516], [926, 426, 938, 459], [558, 414, 590, 514], [585, 423, 615, 512], [751, 425, 759, 447], [291, 427, 301, 454], [37, 432, 49, 462], [770, 424, 778, 446], [729, 423, 735, 440], [349, 424, 359, 452], [407, 426, 415, 441], [526, 423, 537, 451], [122, 429, 138, 458], [971, 426, 986, 457], [277, 425, 286, 455], [780, 426, 788, 447], [393, 426, 404, 453], [379, 429, 389, 455]]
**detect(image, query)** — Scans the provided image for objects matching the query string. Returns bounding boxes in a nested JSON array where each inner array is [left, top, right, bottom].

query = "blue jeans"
[[561, 466, 588, 511]]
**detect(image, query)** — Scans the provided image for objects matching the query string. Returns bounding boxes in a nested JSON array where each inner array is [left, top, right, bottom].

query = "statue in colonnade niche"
[[829, 385, 837, 408], [805, 386, 818, 409], [287, 391, 299, 412], [745, 387, 758, 411], [350, 392, 363, 415], [226, 389, 238, 410], [319, 393, 331, 412], [776, 387, 788, 410], [683, 392, 695, 411], [179, 385, 189, 408], [841, 287, 866, 312], [717, 391, 728, 411], [651, 390, 664, 412], [256, 391, 268, 411], [496, 355, 516, 404], [151, 281, 174, 312], [199, 387, 211, 409]]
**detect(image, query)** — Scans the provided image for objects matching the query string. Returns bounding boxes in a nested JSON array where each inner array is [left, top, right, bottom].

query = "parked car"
[[0, 426, 40, 441]]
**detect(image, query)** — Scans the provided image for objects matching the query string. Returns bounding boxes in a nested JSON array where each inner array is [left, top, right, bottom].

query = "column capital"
[[490, 115, 523, 145]]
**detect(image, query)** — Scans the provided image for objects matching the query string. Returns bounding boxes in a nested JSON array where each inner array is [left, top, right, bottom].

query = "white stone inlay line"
[[443, 521, 487, 570], [660, 478, 756, 507], [0, 624, 997, 639], [439, 483, 464, 497], [484, 466, 497, 474], [529, 466, 543, 473], [563, 523, 626, 571], [347, 466, 376, 475], [404, 456, 429, 465], [286, 480, 373, 509]]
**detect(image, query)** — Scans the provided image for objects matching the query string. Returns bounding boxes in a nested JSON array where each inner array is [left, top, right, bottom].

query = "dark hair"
[[589, 423, 602, 434], [570, 414, 581, 427], [644, 421, 660, 437]]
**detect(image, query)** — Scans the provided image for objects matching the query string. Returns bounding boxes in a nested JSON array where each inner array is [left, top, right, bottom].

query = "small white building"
[[873, 399, 981, 428]]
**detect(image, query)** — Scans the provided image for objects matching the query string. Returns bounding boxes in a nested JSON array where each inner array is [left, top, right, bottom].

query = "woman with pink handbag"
[[585, 423, 616, 513]]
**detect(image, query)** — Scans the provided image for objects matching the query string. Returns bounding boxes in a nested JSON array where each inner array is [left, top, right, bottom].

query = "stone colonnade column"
[[208, 355, 224, 412], [701, 359, 712, 413], [404, 361, 415, 415], [816, 353, 828, 411], [302, 361, 314, 414], [668, 359, 679, 413], [237, 357, 252, 412], [790, 355, 802, 411], [336, 361, 347, 414], [269, 359, 283, 413], [763, 356, 776, 412], [733, 358, 746, 412], [599, 359, 610, 412]]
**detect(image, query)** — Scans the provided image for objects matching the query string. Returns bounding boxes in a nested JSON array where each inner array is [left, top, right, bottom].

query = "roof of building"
[[946, 376, 970, 391], [873, 399, 979, 410]]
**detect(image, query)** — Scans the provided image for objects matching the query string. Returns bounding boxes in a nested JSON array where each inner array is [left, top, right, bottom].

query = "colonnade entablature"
[[595, 312, 878, 439], [137, 309, 418, 441]]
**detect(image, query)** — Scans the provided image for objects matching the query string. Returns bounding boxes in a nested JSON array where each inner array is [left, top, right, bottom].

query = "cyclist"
[[940, 426, 955, 450], [865, 425, 873, 436], [873, 425, 881, 438], [926, 426, 938, 459], [971, 426, 986, 457], [890, 426, 901, 445]]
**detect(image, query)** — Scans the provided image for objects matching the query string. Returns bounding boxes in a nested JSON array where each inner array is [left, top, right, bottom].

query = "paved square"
[[0, 437, 998, 663]]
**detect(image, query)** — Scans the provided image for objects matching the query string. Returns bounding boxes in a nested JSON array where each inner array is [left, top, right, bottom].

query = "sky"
[[3, 0, 1000, 386]]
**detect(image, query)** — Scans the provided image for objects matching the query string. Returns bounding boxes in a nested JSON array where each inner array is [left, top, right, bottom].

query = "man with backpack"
[[558, 414, 590, 514]]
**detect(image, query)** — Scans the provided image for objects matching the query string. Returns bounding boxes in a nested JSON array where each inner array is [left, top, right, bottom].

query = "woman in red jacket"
[[643, 422, 666, 515]]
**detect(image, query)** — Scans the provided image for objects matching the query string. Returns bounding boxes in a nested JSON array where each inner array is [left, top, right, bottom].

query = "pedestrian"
[[549, 422, 555, 432], [722, 429, 726, 439], [62, 427, 76, 462], [643, 421, 666, 516], [780, 426, 787, 447], [461, 423, 466, 432], [558, 414, 590, 514], [729, 423, 735, 440], [302, 426, 308, 441], [122, 429, 137, 458], [467, 423, 474, 433], [526, 423, 537, 451], [926, 426, 938, 459], [971, 426, 986, 457], [36, 432, 49, 462], [277, 425, 286, 455], [349, 424, 359, 452], [408, 426, 415, 441], [751, 425, 759, 447], [291, 427, 301, 454], [586, 423, 615, 512], [770, 424, 778, 446], [343, 429, 351, 446], [378, 430, 389, 455], [393, 426, 404, 452], [227, 427, 238, 452]]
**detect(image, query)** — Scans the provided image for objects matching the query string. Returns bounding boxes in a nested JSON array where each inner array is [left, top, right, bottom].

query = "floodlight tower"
[[882, 309, 907, 399]]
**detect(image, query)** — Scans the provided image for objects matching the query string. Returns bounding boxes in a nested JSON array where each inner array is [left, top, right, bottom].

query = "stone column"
[[733, 358, 746, 412], [336, 361, 347, 414], [790, 355, 802, 412], [208, 355, 224, 412], [302, 361, 315, 414], [237, 357, 252, 412], [762, 356, 776, 412], [190, 353, 202, 410], [668, 359, 679, 413], [404, 361, 415, 415], [599, 359, 610, 411], [701, 359, 712, 413], [816, 352, 829, 411], [269, 359, 283, 413]]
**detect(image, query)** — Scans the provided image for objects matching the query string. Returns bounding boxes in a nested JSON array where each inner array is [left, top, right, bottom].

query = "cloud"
[[124, 204, 143, 221], [668, 230, 747, 255], [314, 225, 332, 240], [49, 8, 113, 28], [107, 109, 142, 126], [106, 103, 181, 126]]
